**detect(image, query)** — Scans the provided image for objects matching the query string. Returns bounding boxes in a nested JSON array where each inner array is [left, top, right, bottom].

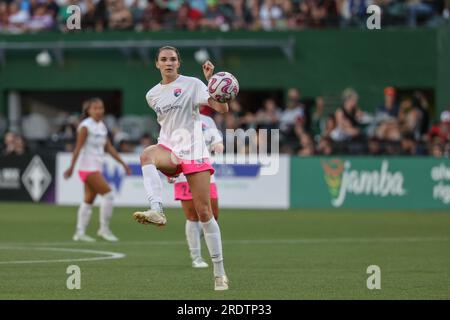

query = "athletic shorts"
[[174, 182, 218, 201], [158, 143, 215, 178], [78, 170, 99, 183]]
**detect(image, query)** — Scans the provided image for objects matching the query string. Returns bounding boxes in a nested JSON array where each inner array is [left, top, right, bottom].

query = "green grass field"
[[0, 202, 449, 300]]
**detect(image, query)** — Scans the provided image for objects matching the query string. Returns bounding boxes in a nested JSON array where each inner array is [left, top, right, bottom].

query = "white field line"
[[0, 246, 126, 265], [0, 237, 449, 247]]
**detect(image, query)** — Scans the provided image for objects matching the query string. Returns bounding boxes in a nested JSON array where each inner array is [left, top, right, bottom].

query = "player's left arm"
[[105, 139, 132, 175], [202, 60, 229, 114]]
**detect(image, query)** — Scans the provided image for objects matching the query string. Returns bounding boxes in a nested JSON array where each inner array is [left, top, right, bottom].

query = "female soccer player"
[[169, 113, 223, 269], [132, 46, 230, 290], [64, 98, 131, 242]]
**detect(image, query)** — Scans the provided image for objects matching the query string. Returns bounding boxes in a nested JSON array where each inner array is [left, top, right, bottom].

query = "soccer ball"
[[207, 72, 239, 103]]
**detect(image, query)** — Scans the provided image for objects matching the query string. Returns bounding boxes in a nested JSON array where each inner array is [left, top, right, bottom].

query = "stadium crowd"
[[1, 86, 449, 157], [0, 0, 449, 33]]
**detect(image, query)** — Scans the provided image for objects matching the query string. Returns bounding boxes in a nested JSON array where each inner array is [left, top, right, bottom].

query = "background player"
[[64, 98, 131, 242], [169, 113, 223, 269]]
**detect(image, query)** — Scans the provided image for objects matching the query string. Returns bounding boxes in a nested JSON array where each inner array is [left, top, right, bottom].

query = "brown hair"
[[155, 46, 182, 63], [81, 97, 103, 120]]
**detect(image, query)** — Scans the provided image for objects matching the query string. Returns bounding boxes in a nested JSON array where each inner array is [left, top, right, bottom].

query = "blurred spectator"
[[429, 142, 444, 157], [367, 137, 382, 155], [201, 0, 227, 30], [398, 97, 421, 139], [140, 0, 167, 31], [13, 134, 27, 155], [317, 136, 333, 155], [2, 131, 28, 156], [82, 0, 106, 31], [310, 96, 326, 138], [330, 88, 362, 141], [374, 86, 401, 141], [108, 0, 133, 30], [134, 133, 155, 154], [411, 90, 430, 138], [255, 98, 281, 130], [400, 132, 426, 155], [2, 131, 17, 156], [297, 0, 338, 28], [298, 132, 315, 156], [321, 113, 336, 139], [279, 88, 305, 133], [7, 1, 29, 33], [337, 0, 371, 27], [428, 110, 450, 143], [259, 0, 283, 30], [27, 3, 54, 31]]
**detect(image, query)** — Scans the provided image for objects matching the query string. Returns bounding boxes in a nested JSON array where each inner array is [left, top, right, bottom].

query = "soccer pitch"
[[0, 203, 449, 300]]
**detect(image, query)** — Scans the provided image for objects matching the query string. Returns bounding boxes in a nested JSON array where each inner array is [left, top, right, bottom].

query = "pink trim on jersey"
[[158, 143, 173, 153], [174, 182, 218, 201], [78, 170, 99, 183]]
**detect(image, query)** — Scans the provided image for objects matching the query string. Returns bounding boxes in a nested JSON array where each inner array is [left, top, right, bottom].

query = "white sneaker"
[[73, 233, 96, 242], [214, 275, 229, 291], [192, 257, 208, 268], [97, 229, 119, 242], [133, 209, 167, 226]]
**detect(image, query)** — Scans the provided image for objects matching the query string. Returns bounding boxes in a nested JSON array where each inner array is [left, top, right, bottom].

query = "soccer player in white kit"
[[132, 46, 230, 290], [64, 98, 131, 242], [169, 113, 223, 269]]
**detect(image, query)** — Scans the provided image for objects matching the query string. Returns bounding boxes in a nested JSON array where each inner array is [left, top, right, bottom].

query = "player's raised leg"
[[133, 145, 179, 226], [182, 200, 208, 268], [186, 170, 228, 290], [73, 181, 96, 242]]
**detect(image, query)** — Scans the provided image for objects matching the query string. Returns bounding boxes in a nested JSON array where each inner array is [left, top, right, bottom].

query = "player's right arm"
[[64, 126, 88, 179]]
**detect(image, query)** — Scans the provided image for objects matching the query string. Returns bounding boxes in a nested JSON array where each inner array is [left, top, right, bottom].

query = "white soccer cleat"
[[73, 233, 96, 242], [192, 257, 209, 268], [97, 229, 119, 242], [133, 209, 167, 226], [214, 275, 229, 291]]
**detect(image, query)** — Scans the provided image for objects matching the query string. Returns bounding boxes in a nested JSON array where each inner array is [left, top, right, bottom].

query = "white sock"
[[185, 220, 202, 260], [142, 164, 163, 209], [99, 191, 114, 232], [76, 202, 92, 235], [201, 218, 226, 277]]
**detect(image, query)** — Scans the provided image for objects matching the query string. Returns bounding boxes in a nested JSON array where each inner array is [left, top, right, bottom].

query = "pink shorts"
[[158, 144, 215, 178], [78, 170, 99, 183], [174, 182, 218, 201]]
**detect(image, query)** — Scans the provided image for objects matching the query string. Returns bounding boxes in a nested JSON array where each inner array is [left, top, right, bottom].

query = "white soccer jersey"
[[174, 114, 223, 184], [146, 75, 211, 161], [77, 117, 108, 171]]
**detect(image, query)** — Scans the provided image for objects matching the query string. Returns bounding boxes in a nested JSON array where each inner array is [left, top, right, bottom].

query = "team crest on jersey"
[[174, 88, 182, 97]]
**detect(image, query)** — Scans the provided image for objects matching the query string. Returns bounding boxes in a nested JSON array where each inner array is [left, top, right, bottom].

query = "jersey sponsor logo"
[[174, 88, 182, 97]]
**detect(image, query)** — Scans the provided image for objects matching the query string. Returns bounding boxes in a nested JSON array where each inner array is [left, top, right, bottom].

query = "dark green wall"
[[0, 28, 447, 117]]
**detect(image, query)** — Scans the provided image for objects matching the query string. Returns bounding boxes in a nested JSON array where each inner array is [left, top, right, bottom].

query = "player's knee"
[[195, 203, 212, 220], [102, 191, 114, 201], [140, 145, 157, 165]]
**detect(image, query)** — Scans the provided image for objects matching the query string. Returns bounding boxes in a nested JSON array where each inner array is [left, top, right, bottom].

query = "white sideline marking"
[[1, 237, 449, 247], [0, 246, 126, 265]]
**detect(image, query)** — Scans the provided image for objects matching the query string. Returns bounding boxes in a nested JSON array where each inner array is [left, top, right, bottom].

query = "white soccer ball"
[[36, 50, 52, 67], [207, 71, 239, 103]]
